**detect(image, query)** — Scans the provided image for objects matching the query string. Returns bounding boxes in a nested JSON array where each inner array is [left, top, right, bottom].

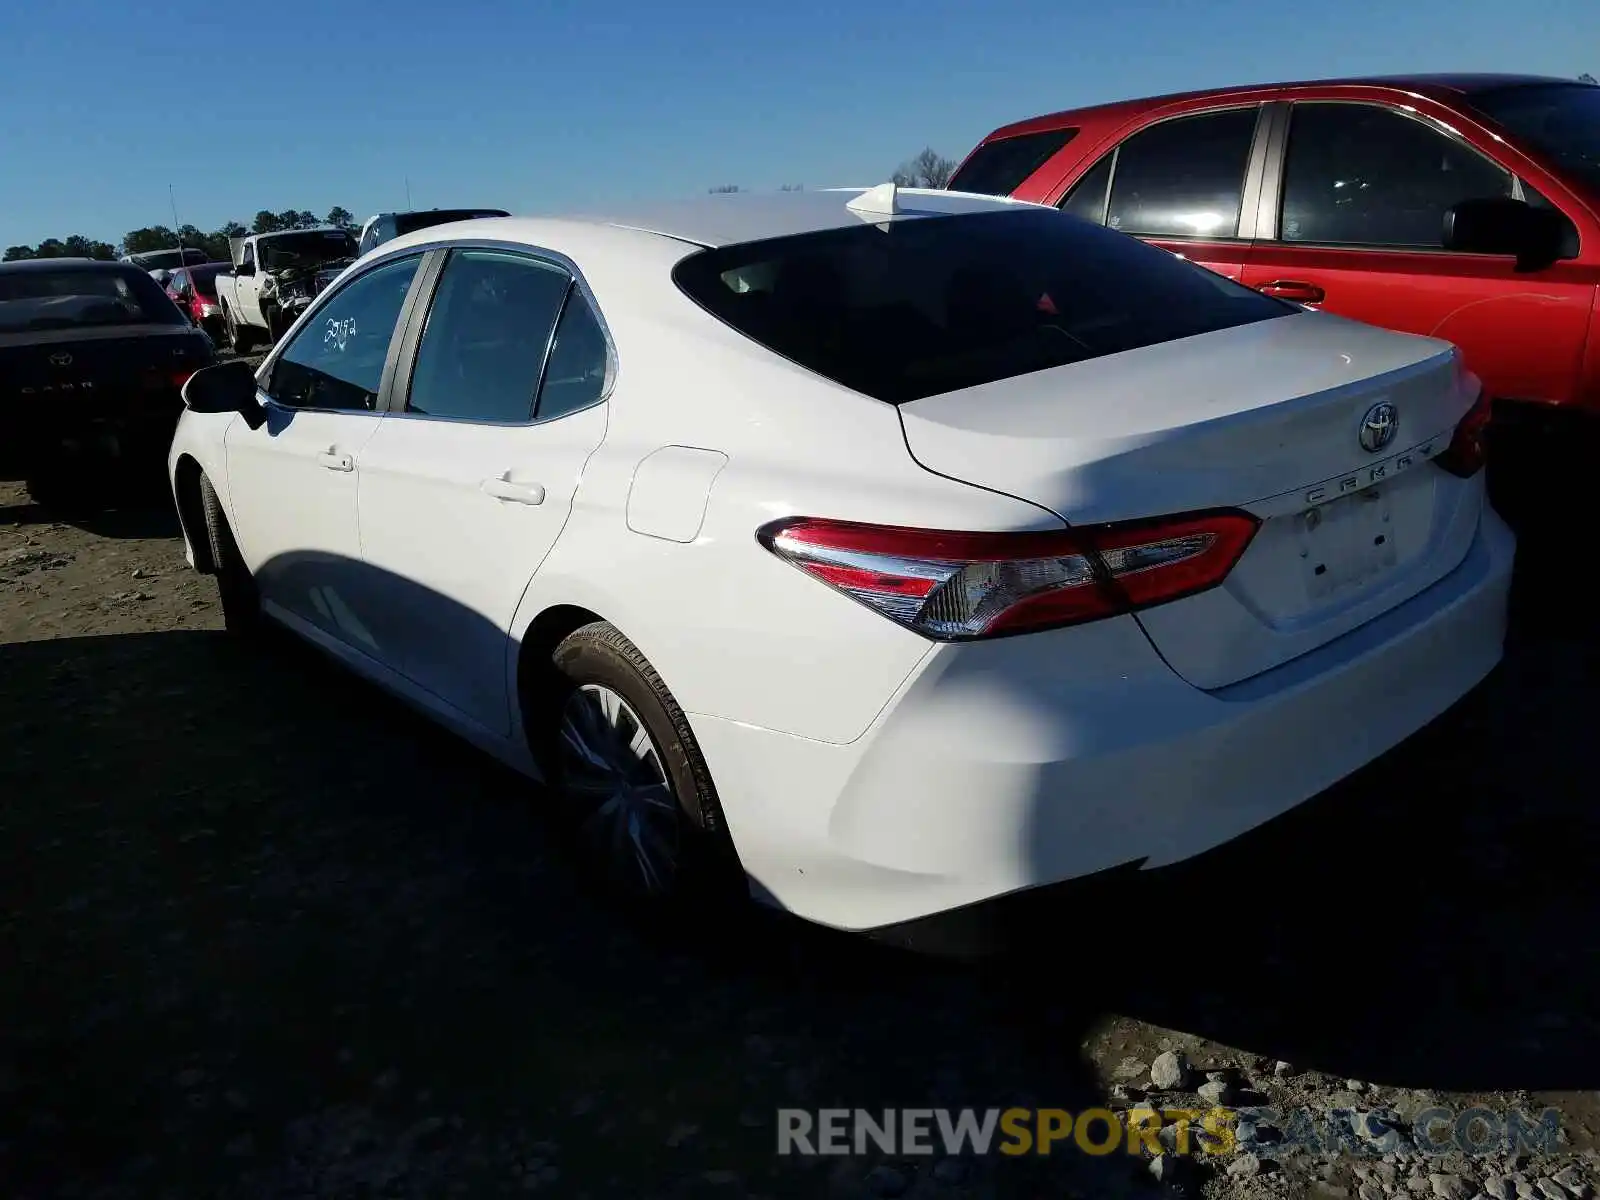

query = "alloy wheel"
[[557, 684, 681, 896]]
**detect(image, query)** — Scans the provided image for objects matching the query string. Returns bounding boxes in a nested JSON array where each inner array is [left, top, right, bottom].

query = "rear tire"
[[24, 465, 75, 512], [198, 472, 260, 636], [536, 621, 745, 911]]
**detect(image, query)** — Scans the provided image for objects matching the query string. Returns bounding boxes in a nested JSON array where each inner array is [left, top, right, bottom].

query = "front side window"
[[406, 249, 571, 422], [1103, 107, 1261, 239], [1279, 103, 1513, 248], [266, 254, 421, 411], [241, 243, 255, 271], [673, 207, 1292, 406]]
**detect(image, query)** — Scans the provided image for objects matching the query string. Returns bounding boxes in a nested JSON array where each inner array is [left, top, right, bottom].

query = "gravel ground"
[[2, 431, 1598, 1200]]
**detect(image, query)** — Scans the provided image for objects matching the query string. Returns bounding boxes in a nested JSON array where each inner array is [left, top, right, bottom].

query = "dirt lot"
[[2, 446, 1598, 1200]]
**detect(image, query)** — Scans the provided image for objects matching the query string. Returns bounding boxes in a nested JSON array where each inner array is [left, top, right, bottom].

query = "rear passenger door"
[[1241, 101, 1593, 407], [1052, 106, 1268, 281], [354, 246, 612, 735]]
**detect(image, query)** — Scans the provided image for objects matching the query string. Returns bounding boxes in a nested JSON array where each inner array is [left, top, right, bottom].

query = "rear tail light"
[[757, 510, 1260, 640], [1433, 386, 1491, 478]]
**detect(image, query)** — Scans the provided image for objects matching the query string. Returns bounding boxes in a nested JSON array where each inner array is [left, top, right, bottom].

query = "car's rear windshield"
[[1469, 82, 1600, 192], [130, 248, 208, 269], [947, 129, 1077, 196], [0, 267, 186, 333], [185, 263, 228, 296], [672, 206, 1293, 404], [259, 231, 359, 269], [394, 210, 509, 236]]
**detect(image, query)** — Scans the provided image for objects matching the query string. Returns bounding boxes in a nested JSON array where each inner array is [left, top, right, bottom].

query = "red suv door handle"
[[1256, 280, 1326, 303]]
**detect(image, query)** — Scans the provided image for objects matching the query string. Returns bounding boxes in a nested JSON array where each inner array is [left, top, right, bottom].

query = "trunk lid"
[[0, 324, 212, 414], [896, 311, 1484, 690]]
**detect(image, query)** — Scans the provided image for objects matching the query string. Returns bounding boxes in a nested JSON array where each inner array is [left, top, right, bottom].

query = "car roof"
[[984, 73, 1582, 140], [0, 257, 133, 274], [254, 226, 354, 240], [377, 187, 1039, 257]]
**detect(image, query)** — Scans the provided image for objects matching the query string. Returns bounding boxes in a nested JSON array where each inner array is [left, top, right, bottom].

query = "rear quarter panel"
[[508, 242, 1069, 746]]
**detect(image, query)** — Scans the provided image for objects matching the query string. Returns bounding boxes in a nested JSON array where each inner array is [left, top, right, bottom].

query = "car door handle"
[[480, 474, 545, 505], [1256, 280, 1326, 303], [316, 448, 354, 472]]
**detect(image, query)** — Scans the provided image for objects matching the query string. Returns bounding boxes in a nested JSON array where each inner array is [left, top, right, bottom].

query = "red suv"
[[950, 74, 1600, 520]]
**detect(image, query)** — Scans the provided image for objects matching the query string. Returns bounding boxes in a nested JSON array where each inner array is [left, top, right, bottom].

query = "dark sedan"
[[1, 258, 215, 506]]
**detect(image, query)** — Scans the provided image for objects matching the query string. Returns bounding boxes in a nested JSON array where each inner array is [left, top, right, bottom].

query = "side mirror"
[[1443, 197, 1567, 272], [235, 261, 256, 276], [181, 360, 267, 429]]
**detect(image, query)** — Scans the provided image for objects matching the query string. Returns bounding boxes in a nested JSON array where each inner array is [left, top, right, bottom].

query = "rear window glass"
[[393, 210, 510, 237], [1469, 83, 1600, 193], [128, 248, 209, 269], [186, 263, 227, 295], [672, 207, 1292, 405], [258, 231, 359, 270], [0, 267, 186, 333], [948, 129, 1077, 196]]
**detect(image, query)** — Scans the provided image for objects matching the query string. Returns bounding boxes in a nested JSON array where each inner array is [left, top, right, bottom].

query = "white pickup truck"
[[212, 228, 360, 352]]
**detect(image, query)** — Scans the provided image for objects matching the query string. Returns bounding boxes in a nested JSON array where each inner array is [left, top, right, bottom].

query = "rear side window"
[[1103, 107, 1261, 239], [536, 291, 611, 420], [1059, 153, 1115, 223], [672, 207, 1292, 405], [406, 249, 572, 423], [948, 129, 1077, 196]]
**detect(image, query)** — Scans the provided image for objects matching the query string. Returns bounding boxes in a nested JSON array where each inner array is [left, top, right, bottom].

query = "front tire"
[[224, 304, 255, 355], [198, 472, 260, 636], [540, 621, 744, 908]]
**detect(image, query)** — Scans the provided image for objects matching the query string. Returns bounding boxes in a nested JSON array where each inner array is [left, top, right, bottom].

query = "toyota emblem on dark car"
[[49, 352, 73, 367]]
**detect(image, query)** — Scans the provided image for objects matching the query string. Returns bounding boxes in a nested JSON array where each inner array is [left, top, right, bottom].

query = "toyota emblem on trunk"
[[1359, 402, 1398, 453], [49, 352, 73, 367]]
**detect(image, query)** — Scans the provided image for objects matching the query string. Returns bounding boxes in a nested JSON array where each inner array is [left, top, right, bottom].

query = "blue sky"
[[2, 0, 1595, 249]]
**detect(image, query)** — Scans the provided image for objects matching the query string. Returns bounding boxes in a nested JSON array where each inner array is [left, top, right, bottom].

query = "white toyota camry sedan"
[[168, 184, 1513, 944]]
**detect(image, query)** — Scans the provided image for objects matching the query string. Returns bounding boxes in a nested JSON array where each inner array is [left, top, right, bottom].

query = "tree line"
[[3, 206, 359, 265], [4, 146, 961, 265], [709, 147, 958, 194]]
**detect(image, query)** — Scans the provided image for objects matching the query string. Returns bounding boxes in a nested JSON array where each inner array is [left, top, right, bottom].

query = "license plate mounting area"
[[1296, 487, 1398, 601]]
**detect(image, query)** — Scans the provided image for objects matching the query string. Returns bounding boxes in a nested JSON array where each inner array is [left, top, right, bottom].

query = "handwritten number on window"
[[324, 317, 357, 353]]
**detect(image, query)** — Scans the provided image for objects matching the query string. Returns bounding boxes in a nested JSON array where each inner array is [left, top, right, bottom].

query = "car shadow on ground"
[[1030, 549, 1600, 1096], [0, 461, 181, 540], [0, 622, 1152, 1199], [2, 521, 1593, 1196]]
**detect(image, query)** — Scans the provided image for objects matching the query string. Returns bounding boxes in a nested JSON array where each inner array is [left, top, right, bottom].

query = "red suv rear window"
[[949, 129, 1077, 196]]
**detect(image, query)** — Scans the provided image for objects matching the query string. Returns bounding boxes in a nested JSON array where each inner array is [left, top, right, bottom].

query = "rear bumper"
[[5, 396, 183, 465], [691, 507, 1514, 935]]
